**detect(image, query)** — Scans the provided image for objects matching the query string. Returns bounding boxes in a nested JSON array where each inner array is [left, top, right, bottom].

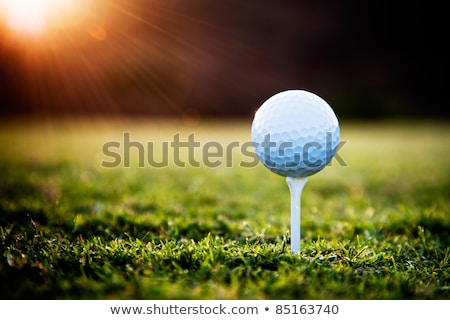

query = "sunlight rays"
[[0, 0, 248, 118]]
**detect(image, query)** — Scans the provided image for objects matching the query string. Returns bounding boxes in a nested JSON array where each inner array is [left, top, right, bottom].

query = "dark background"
[[0, 0, 448, 119]]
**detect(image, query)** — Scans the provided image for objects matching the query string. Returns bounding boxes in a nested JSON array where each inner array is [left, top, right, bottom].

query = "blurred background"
[[0, 0, 448, 120]]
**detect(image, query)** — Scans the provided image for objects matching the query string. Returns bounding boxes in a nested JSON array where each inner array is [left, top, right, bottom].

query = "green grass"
[[0, 119, 449, 299]]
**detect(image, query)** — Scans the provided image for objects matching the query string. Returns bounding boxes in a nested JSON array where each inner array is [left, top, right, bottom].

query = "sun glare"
[[0, 0, 83, 35]]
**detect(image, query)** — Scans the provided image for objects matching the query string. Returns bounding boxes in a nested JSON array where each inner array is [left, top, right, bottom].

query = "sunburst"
[[0, 0, 84, 35]]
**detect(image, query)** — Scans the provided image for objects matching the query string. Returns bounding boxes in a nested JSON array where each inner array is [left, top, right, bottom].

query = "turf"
[[0, 119, 449, 299]]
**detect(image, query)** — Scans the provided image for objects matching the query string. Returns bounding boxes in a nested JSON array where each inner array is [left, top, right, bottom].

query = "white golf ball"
[[251, 90, 340, 178]]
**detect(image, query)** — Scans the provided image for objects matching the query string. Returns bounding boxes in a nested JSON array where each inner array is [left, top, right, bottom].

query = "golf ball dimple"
[[251, 90, 340, 178]]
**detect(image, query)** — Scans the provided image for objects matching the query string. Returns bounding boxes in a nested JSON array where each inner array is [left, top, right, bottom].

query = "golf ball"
[[251, 90, 340, 178]]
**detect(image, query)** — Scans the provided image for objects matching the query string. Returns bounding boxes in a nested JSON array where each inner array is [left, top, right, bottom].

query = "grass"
[[0, 118, 449, 299]]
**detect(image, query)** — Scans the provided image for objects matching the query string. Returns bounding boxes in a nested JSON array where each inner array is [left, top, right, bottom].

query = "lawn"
[[0, 118, 449, 299]]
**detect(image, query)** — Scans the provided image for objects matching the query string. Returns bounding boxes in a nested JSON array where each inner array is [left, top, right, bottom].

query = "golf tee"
[[286, 177, 308, 254]]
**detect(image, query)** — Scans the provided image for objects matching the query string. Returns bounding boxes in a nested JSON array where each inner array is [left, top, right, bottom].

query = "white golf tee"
[[286, 177, 308, 254]]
